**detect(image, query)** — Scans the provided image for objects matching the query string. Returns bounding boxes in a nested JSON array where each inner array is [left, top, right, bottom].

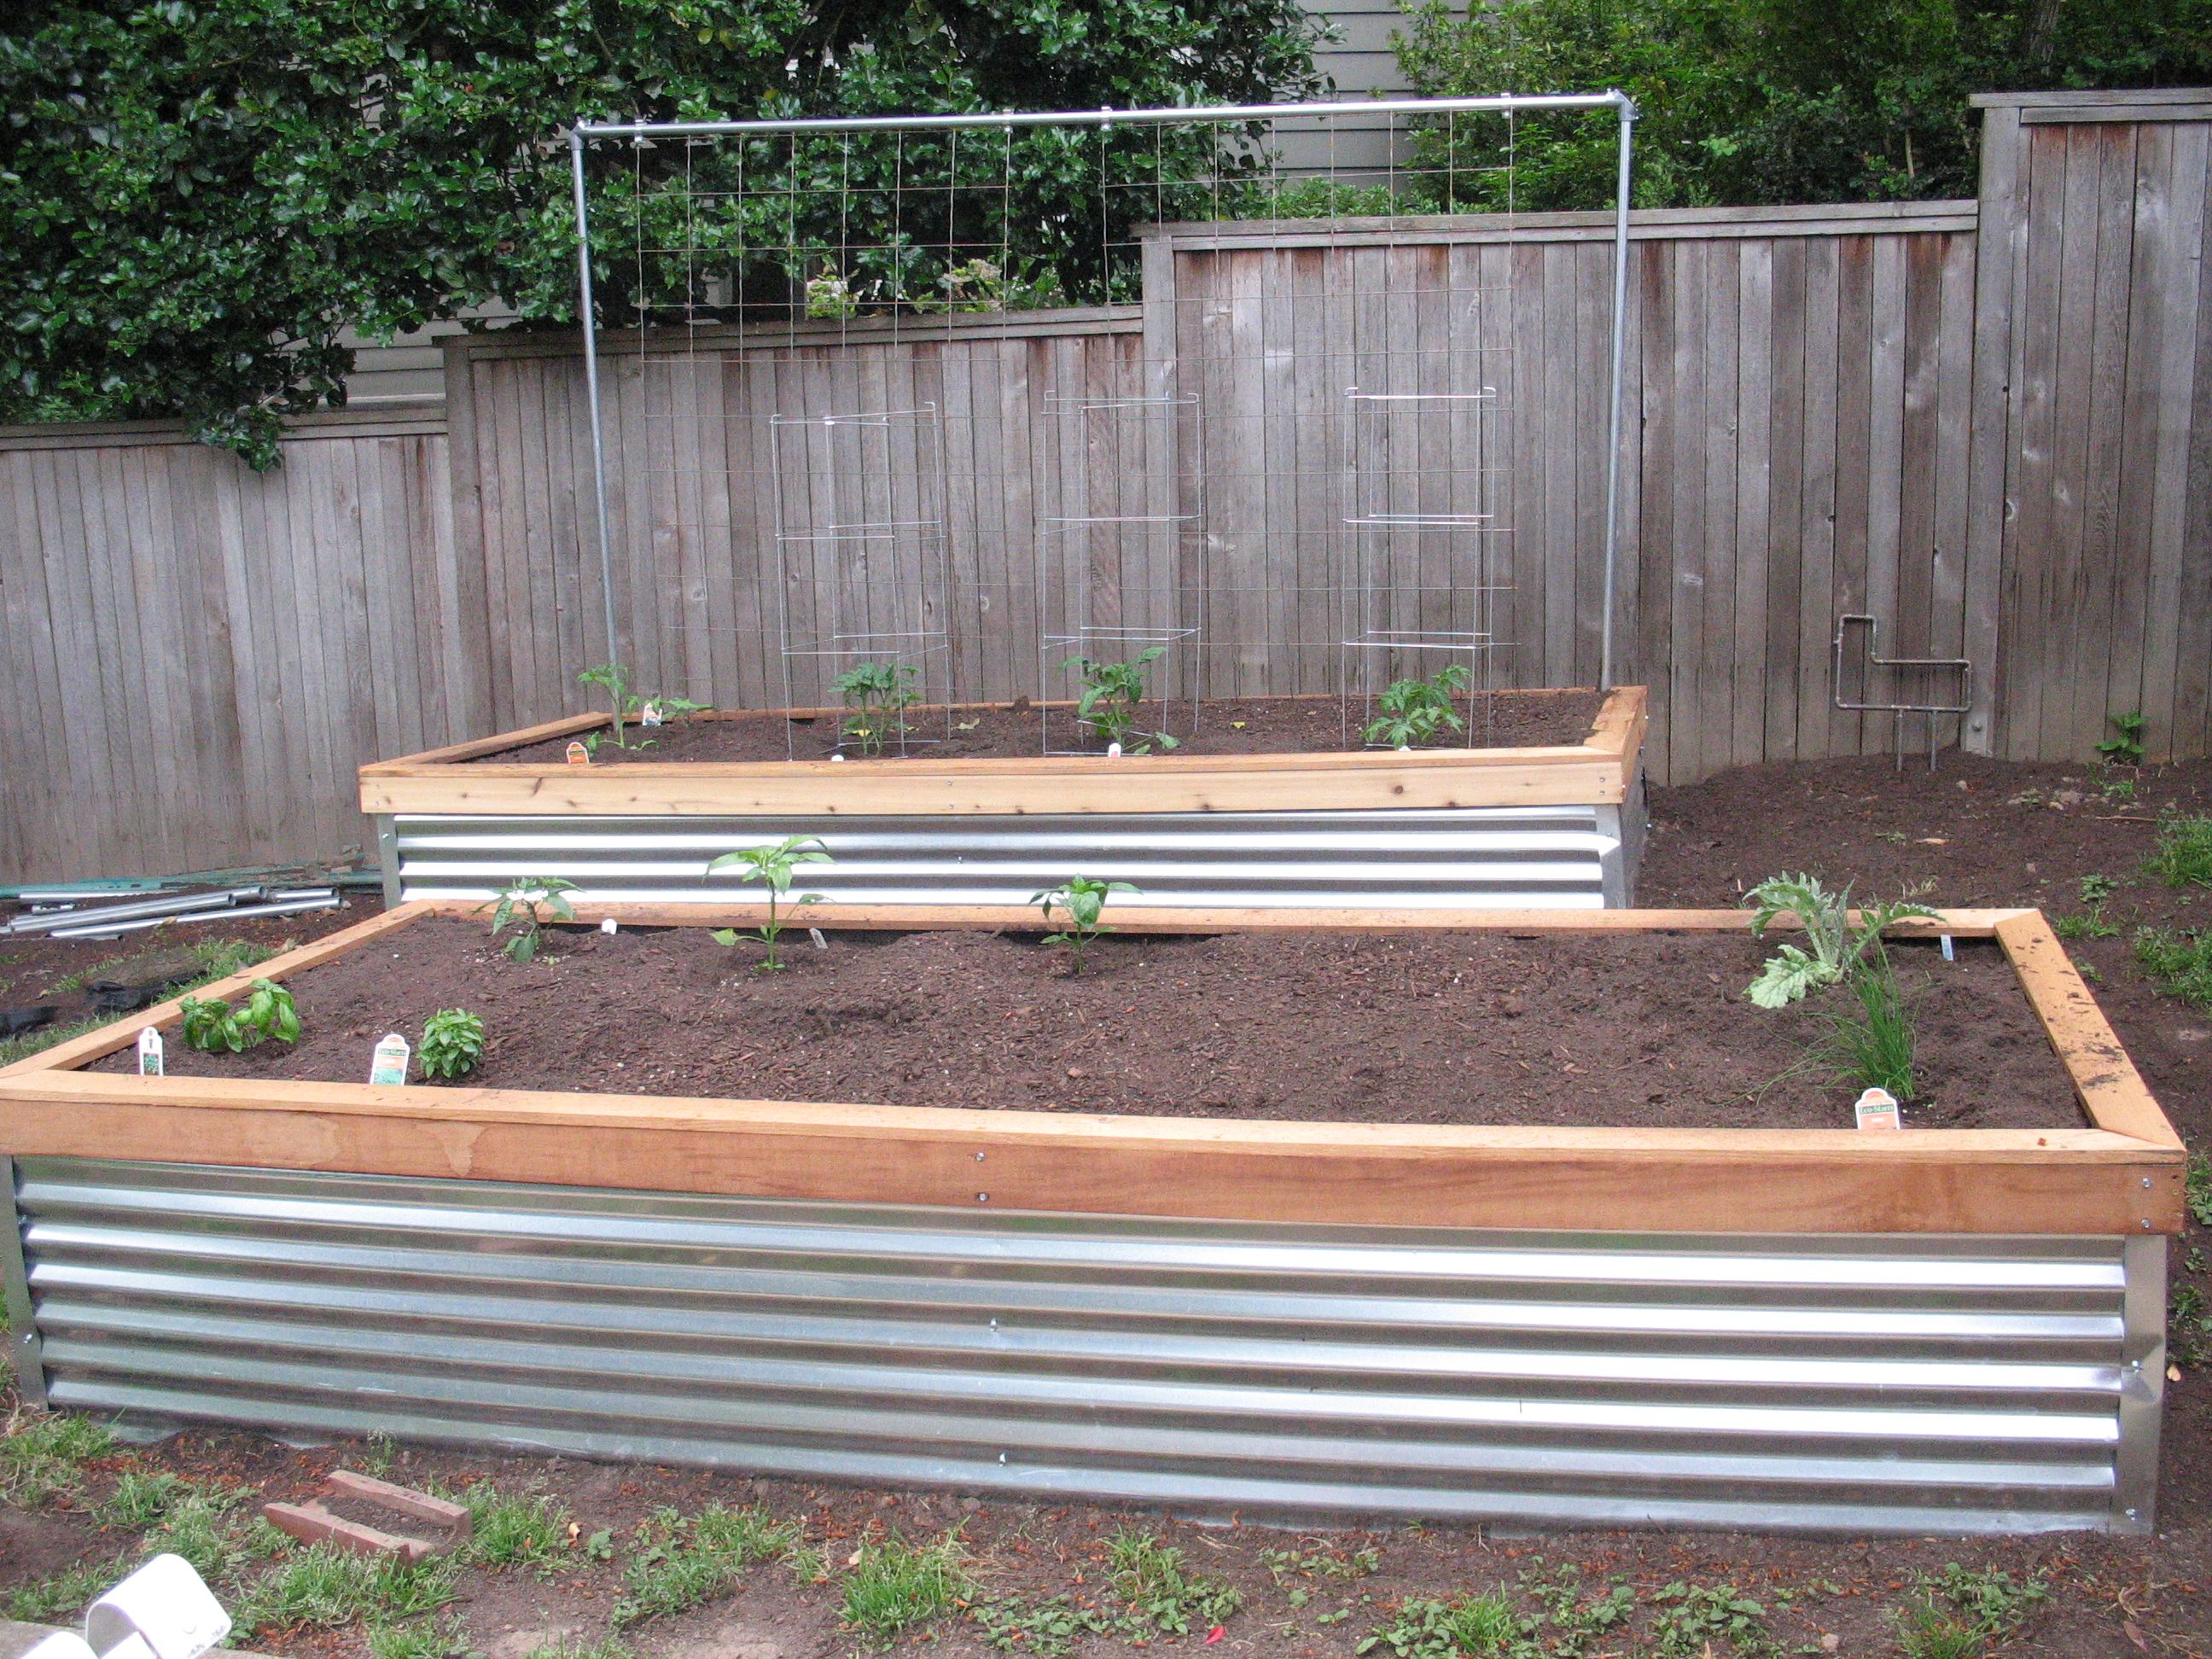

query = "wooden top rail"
[[358, 689, 1648, 817], [0, 899, 2181, 1235]]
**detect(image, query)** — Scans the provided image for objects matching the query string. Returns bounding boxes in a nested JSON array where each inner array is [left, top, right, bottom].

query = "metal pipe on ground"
[[1, 888, 270, 938], [40, 893, 341, 942]]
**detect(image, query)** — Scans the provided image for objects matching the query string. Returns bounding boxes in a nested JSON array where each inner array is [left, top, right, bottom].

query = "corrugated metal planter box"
[[357, 688, 1648, 910], [0, 900, 2183, 1536]]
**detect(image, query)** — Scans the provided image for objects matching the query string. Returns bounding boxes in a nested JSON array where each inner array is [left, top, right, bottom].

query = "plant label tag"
[[565, 741, 590, 765], [137, 1026, 163, 1077], [600, 917, 618, 934], [809, 927, 829, 951], [370, 1033, 410, 1086], [1941, 934, 1955, 962], [1854, 1086, 1901, 1132], [641, 701, 664, 727]]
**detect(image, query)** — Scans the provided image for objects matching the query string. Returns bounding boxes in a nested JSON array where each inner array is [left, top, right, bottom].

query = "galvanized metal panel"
[[5, 1158, 2158, 1534], [391, 806, 1626, 908]]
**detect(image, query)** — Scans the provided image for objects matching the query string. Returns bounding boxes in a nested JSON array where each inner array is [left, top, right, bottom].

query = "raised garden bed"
[[0, 900, 2183, 1536], [358, 687, 1648, 910]]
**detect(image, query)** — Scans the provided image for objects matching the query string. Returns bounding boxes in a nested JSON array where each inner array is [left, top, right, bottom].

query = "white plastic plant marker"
[[370, 1033, 410, 1086], [1106, 742, 1122, 759], [641, 701, 664, 727], [86, 1552, 233, 1659], [18, 1634, 97, 1659], [809, 927, 829, 951], [136, 1026, 163, 1077], [1854, 1087, 1901, 1132], [1941, 934, 1955, 962], [600, 917, 619, 934]]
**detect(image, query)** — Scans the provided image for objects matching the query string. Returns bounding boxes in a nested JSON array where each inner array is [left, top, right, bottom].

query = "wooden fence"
[[4, 90, 2212, 882]]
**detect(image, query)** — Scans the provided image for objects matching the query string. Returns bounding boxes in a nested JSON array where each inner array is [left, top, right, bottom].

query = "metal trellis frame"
[[564, 92, 1639, 725]]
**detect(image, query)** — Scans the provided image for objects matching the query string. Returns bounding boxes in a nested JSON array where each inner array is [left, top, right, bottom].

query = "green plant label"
[[370, 1032, 411, 1086], [136, 1026, 162, 1077], [1854, 1087, 1901, 1132]]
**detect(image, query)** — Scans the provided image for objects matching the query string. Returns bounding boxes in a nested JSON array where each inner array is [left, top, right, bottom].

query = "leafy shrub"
[[178, 979, 300, 1052], [418, 1010, 486, 1080]]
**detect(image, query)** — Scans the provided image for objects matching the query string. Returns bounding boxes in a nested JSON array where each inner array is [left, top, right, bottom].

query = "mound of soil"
[[105, 916, 2083, 1131], [474, 689, 1605, 765]]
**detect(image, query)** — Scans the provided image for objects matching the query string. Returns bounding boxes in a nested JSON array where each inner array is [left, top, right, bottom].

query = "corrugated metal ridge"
[[389, 805, 1624, 908], [12, 1160, 2142, 1534]]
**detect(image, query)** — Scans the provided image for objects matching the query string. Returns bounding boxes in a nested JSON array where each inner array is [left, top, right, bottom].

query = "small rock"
[[962, 1496, 983, 1512], [1067, 1065, 1086, 1078]]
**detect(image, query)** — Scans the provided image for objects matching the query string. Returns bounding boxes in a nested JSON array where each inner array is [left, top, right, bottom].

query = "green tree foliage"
[[1395, 0, 2212, 212], [1, 1, 1323, 464]]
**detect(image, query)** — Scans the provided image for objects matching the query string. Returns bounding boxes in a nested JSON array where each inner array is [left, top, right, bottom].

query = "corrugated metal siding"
[[391, 806, 1626, 908], [9, 1159, 2157, 1534]]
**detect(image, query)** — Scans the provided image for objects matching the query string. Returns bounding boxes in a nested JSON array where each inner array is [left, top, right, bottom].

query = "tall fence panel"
[[1970, 90, 2212, 765], [1157, 204, 1981, 783], [0, 410, 459, 882]]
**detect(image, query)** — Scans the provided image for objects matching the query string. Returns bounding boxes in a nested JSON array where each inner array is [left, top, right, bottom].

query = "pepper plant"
[[481, 876, 579, 965], [178, 979, 300, 1052], [1064, 648, 1179, 754], [709, 835, 833, 971], [1032, 876, 1138, 975], [832, 661, 921, 757], [1362, 663, 1470, 748]]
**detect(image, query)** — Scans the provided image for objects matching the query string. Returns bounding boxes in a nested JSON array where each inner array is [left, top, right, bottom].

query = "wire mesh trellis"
[[565, 95, 1637, 748]]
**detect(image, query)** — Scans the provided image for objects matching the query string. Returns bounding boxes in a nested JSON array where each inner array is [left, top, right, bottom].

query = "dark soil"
[[94, 917, 2080, 1131], [478, 689, 1605, 765]]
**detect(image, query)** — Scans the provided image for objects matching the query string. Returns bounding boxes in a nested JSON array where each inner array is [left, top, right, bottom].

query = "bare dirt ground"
[[3, 751, 2210, 1658]]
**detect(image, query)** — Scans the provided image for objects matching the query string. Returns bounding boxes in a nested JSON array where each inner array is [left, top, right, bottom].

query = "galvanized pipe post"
[[1598, 92, 1638, 693], [571, 127, 626, 742]]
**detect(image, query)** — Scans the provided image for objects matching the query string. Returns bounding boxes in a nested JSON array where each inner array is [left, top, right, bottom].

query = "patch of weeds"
[[2169, 1279, 2209, 1371], [1521, 1563, 1635, 1656], [2145, 813, 2212, 888], [145, 1485, 266, 1582], [236, 1545, 458, 1637], [1105, 1528, 1240, 1639], [2098, 709, 2148, 767], [526, 1640, 634, 1659], [1263, 1544, 1382, 1585], [368, 1613, 472, 1659], [49, 936, 275, 996], [96, 1468, 189, 1529], [1, 1407, 115, 1507], [1647, 1581, 1782, 1658], [2188, 1150, 2212, 1226], [2055, 905, 2120, 940], [2134, 926, 2212, 1008], [2081, 873, 2121, 905], [1358, 1590, 1522, 1657], [971, 1592, 1112, 1656], [0, 1010, 109, 1068], [5, 1552, 132, 1622], [838, 1531, 975, 1646], [461, 1481, 572, 1575], [1891, 1563, 2048, 1657], [613, 1502, 800, 1627]]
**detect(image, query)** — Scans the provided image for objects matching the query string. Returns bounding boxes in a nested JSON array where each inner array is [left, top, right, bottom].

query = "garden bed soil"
[[101, 917, 2083, 1132], [476, 689, 1606, 765]]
